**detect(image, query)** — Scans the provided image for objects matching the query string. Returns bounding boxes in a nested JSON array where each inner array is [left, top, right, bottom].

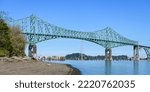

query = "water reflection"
[[105, 61, 111, 75], [133, 61, 139, 75], [104, 60, 139, 75]]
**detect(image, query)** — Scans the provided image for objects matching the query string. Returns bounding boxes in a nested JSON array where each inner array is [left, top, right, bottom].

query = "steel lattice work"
[[1, 11, 150, 60], [0, 13, 138, 48], [144, 48, 150, 60]]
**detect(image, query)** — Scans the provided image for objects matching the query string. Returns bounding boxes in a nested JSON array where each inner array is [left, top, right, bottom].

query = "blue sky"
[[0, 0, 150, 57]]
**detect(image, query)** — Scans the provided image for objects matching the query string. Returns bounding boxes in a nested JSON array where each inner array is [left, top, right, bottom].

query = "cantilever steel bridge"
[[0, 11, 150, 60]]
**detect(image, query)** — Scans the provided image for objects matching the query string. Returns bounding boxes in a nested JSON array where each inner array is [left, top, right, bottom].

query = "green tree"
[[10, 26, 26, 57], [0, 18, 26, 57], [0, 19, 12, 57]]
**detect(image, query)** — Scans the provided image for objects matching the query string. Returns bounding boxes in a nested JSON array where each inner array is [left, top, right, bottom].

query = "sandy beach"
[[0, 57, 80, 75]]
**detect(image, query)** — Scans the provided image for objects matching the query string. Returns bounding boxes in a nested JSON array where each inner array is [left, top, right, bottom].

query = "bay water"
[[46, 60, 150, 75]]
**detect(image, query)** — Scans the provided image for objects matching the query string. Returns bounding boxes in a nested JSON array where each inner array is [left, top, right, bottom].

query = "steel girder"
[[0, 13, 138, 48], [144, 48, 150, 59]]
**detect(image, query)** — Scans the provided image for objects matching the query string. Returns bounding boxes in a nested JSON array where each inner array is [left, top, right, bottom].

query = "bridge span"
[[0, 11, 150, 61]]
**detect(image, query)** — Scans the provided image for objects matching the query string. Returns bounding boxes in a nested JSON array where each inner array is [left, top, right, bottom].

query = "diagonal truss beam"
[[0, 12, 138, 48]]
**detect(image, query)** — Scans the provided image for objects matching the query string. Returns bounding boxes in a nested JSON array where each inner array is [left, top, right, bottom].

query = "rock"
[[0, 57, 13, 62], [47, 64, 51, 66], [11, 56, 23, 62], [0, 56, 34, 62], [22, 56, 32, 60]]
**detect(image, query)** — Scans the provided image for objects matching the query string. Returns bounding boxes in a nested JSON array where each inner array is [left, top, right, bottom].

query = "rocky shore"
[[0, 57, 80, 75]]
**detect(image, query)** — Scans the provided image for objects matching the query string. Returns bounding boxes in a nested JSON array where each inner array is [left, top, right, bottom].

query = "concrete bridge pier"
[[105, 48, 112, 61], [28, 44, 37, 58], [133, 45, 140, 61]]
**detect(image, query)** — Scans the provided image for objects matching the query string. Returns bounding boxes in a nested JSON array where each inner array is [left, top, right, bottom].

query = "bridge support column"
[[28, 44, 37, 58], [105, 48, 112, 61], [133, 45, 139, 61]]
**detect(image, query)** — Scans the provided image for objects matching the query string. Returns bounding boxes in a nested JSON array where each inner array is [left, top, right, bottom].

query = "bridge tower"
[[133, 45, 140, 61], [105, 48, 112, 61]]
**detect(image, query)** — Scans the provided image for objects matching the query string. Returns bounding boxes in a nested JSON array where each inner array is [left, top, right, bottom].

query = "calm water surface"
[[46, 60, 150, 75]]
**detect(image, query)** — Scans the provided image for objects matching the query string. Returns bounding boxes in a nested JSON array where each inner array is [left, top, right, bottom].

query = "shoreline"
[[0, 57, 81, 75], [66, 64, 81, 75]]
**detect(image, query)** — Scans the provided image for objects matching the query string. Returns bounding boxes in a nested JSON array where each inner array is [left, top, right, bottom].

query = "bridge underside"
[[24, 33, 136, 48], [24, 32, 150, 61], [25, 33, 136, 60], [26, 34, 150, 61]]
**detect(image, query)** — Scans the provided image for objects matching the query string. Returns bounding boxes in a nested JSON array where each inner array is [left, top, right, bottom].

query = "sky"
[[0, 0, 150, 57]]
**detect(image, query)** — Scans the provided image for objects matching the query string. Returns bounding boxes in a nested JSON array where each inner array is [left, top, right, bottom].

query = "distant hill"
[[65, 53, 128, 60]]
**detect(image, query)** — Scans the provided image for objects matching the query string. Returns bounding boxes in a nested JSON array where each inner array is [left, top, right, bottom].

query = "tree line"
[[0, 19, 25, 57], [65, 53, 129, 60]]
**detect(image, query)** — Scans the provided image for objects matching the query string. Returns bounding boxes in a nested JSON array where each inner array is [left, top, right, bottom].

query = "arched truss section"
[[0, 12, 138, 48]]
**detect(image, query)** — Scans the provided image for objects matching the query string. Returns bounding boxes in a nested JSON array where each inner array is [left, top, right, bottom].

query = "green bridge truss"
[[0, 12, 138, 48], [1, 11, 150, 60]]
